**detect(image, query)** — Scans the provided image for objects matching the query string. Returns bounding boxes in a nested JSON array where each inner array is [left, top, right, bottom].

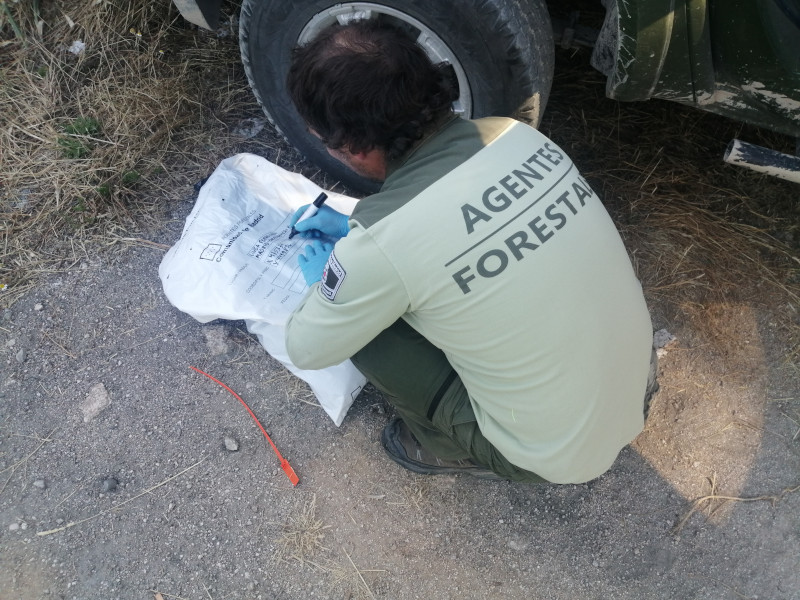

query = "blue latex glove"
[[289, 204, 349, 239], [297, 240, 334, 286]]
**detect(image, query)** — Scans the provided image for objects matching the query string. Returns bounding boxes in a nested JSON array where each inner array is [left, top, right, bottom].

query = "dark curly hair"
[[287, 19, 457, 161]]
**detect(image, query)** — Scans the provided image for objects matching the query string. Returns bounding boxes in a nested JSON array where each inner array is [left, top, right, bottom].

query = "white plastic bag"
[[158, 153, 365, 425]]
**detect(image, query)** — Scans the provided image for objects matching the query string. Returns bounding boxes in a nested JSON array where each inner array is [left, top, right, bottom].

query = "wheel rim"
[[298, 2, 473, 117]]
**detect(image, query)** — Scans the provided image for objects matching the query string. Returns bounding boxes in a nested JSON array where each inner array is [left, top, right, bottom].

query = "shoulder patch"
[[319, 251, 346, 301]]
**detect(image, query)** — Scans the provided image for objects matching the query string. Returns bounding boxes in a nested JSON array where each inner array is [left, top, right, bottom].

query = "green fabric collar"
[[384, 114, 462, 180]]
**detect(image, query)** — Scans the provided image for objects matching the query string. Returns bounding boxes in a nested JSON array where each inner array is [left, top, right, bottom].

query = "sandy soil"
[[2, 53, 799, 600]]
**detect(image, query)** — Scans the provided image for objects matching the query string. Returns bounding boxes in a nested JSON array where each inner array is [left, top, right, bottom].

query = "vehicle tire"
[[239, 0, 554, 192]]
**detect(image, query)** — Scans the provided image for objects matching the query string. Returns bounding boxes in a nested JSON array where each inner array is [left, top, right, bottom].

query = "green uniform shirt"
[[286, 117, 653, 483]]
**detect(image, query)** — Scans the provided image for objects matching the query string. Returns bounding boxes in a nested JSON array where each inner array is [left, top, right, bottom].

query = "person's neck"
[[385, 112, 459, 178]]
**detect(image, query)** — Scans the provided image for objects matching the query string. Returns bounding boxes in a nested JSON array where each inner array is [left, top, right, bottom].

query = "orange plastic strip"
[[190, 366, 299, 486]]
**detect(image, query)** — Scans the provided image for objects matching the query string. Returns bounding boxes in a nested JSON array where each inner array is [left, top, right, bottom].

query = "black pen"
[[288, 192, 328, 239]]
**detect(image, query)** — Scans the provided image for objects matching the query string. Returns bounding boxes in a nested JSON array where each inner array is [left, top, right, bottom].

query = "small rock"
[[15, 349, 26, 363], [33, 479, 46, 489], [653, 329, 677, 350], [80, 383, 111, 422], [20, 522, 28, 530], [233, 117, 267, 139], [224, 436, 239, 452], [203, 325, 230, 356], [9, 523, 19, 531], [68, 40, 85, 55], [34, 303, 44, 311], [100, 478, 118, 493]]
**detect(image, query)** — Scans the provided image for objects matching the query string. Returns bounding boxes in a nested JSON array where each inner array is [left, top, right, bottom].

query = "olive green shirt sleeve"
[[285, 225, 410, 370]]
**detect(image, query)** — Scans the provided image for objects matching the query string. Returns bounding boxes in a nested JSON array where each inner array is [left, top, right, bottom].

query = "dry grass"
[[672, 473, 800, 533], [328, 548, 385, 600], [384, 480, 431, 512], [273, 494, 330, 564], [1, 0, 257, 306], [271, 494, 385, 597]]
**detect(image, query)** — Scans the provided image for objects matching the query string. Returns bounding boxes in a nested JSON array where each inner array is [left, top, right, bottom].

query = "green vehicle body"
[[603, 0, 800, 138], [174, 0, 800, 138]]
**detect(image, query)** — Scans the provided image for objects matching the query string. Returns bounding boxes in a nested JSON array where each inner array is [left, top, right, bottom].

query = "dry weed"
[[1, 0, 256, 306], [672, 473, 800, 533], [327, 548, 385, 600], [273, 494, 330, 565], [270, 494, 385, 596], [385, 480, 431, 512]]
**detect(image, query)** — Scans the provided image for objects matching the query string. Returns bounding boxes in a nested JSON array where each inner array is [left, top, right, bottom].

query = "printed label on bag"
[[320, 251, 346, 301]]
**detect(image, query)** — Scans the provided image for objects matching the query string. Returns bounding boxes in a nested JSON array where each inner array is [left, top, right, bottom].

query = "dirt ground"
[[2, 45, 799, 599]]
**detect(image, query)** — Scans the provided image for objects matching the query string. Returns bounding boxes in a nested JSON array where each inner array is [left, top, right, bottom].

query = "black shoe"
[[380, 418, 505, 481]]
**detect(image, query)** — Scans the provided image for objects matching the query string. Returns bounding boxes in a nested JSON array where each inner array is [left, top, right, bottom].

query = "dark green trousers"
[[351, 319, 548, 482], [352, 319, 659, 483]]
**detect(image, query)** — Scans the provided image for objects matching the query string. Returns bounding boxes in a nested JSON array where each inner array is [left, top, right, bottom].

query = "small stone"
[[100, 478, 118, 493], [34, 303, 44, 311], [68, 40, 85, 55], [15, 349, 26, 363], [224, 436, 239, 452], [653, 329, 677, 350], [233, 117, 267, 139], [9, 523, 19, 531], [80, 383, 111, 422], [33, 479, 46, 489], [20, 522, 28, 530], [203, 325, 230, 356]]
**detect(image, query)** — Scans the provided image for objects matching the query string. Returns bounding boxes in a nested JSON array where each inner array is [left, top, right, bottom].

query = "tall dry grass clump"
[[1, 0, 254, 306]]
